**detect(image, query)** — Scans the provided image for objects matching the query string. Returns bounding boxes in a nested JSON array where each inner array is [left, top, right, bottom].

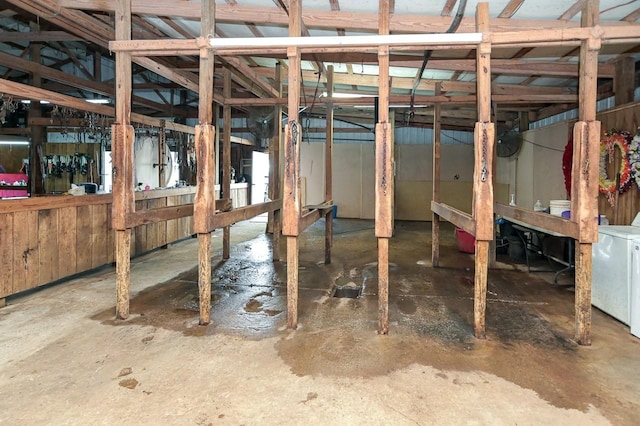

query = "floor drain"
[[332, 286, 362, 299]]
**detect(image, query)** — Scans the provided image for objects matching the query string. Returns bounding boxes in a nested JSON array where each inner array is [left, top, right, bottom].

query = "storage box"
[[455, 228, 475, 254]]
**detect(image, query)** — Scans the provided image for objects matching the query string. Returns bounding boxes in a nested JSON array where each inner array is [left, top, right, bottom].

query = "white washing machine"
[[631, 239, 640, 338], [592, 225, 640, 326]]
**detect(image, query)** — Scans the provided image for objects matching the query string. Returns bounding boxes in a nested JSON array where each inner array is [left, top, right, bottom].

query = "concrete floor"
[[1, 219, 639, 425]]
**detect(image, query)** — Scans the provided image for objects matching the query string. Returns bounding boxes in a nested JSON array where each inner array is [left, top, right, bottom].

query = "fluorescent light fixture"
[[328, 92, 378, 98], [40, 100, 50, 104], [358, 104, 428, 109], [21, 100, 31, 104], [86, 98, 110, 104], [0, 136, 30, 145], [209, 33, 483, 50]]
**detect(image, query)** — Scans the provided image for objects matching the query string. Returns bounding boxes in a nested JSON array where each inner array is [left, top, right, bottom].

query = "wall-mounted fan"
[[247, 107, 275, 148], [496, 129, 523, 157]]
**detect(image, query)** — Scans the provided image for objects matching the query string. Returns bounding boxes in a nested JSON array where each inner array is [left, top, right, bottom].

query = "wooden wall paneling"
[[106, 205, 115, 264], [14, 211, 39, 293], [0, 213, 14, 299], [134, 200, 147, 255], [146, 198, 160, 251], [37, 209, 59, 286], [166, 195, 178, 242], [57, 206, 77, 277], [76, 204, 93, 272], [90, 204, 108, 268], [155, 196, 168, 247]]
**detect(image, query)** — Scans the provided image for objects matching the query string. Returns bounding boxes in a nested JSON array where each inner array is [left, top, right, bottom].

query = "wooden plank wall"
[[596, 102, 640, 225], [0, 191, 195, 299]]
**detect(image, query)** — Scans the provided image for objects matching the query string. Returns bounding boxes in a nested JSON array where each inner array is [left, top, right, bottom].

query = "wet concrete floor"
[[2, 219, 639, 424]]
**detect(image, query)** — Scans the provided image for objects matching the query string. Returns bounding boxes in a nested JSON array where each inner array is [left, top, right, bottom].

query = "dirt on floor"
[[1, 219, 639, 425]]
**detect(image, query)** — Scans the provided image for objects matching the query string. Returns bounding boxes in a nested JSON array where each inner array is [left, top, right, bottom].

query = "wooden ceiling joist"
[[58, 0, 635, 33]]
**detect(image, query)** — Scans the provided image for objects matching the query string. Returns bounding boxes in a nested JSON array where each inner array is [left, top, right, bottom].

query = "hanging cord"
[[303, 70, 322, 143], [409, 0, 468, 119]]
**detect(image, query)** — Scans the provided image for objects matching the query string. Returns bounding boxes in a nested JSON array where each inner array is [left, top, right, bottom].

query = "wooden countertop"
[[0, 186, 197, 214]]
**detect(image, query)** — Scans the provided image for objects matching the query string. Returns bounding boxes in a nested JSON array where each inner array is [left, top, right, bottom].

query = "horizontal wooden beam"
[[431, 201, 475, 236], [223, 93, 578, 107], [210, 199, 281, 230], [59, 0, 630, 33], [494, 203, 579, 239], [0, 31, 81, 42], [127, 204, 194, 227], [0, 78, 194, 133]]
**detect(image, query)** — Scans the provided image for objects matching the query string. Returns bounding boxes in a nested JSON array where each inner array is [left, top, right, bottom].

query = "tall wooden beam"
[[614, 56, 634, 106], [284, 0, 302, 330], [572, 0, 600, 346], [268, 62, 283, 262], [431, 82, 442, 267], [28, 23, 44, 196], [112, 0, 134, 320], [376, 0, 393, 335], [472, 2, 494, 340], [222, 68, 232, 260], [194, 0, 216, 326], [325, 65, 334, 266]]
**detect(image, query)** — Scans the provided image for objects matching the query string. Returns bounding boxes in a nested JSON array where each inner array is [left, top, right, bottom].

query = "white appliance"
[[592, 225, 640, 328], [632, 240, 640, 338]]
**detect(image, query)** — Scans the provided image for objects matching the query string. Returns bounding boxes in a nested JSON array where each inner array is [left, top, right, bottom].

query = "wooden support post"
[[115, 230, 130, 319], [614, 57, 634, 106], [474, 240, 489, 338], [198, 232, 212, 324], [195, 0, 216, 325], [377, 237, 390, 334], [112, 0, 133, 320], [431, 82, 442, 267], [376, 0, 392, 335], [472, 2, 493, 339], [222, 68, 232, 260], [325, 65, 334, 265], [112, 124, 134, 319], [28, 25, 44, 196], [272, 62, 283, 262], [570, 0, 600, 346], [286, 236, 299, 329], [284, 0, 302, 329]]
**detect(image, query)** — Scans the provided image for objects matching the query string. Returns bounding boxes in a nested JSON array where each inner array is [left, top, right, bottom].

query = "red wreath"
[[562, 136, 573, 199]]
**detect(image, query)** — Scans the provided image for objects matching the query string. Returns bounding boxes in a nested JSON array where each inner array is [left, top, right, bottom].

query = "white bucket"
[[549, 199, 570, 216]]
